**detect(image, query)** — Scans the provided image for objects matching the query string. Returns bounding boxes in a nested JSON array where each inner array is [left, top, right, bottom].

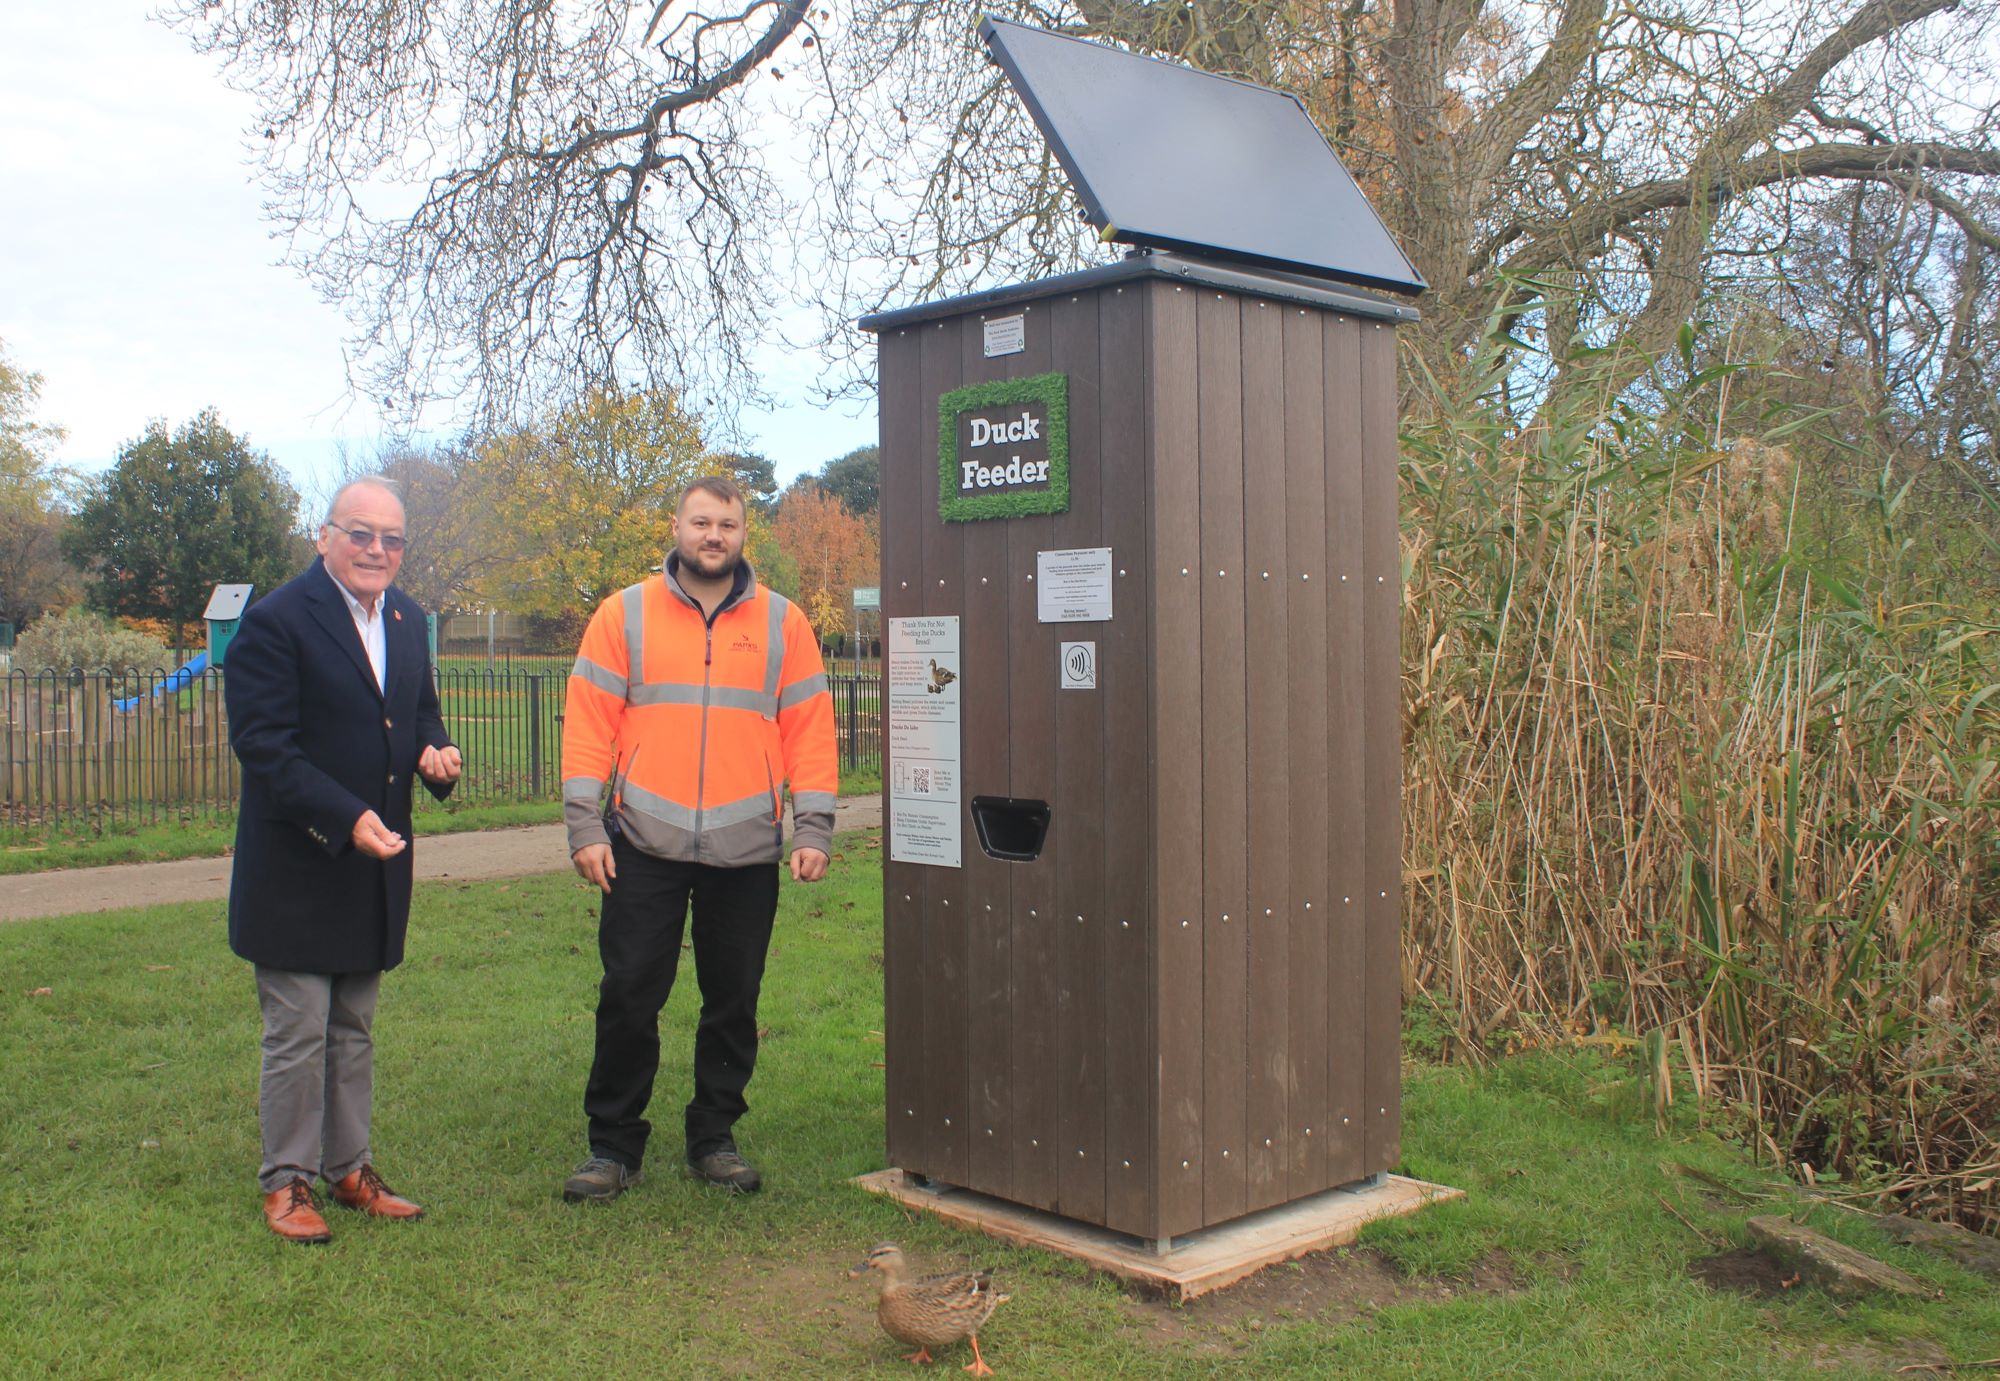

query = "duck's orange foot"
[[901, 1348, 936, 1365], [964, 1334, 996, 1376]]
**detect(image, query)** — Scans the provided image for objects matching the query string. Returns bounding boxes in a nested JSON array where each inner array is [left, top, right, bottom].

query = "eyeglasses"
[[326, 522, 407, 554]]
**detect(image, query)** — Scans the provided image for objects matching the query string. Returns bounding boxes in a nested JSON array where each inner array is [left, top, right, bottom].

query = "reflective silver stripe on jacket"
[[570, 655, 626, 700], [617, 782, 784, 867], [628, 682, 778, 716], [621, 581, 648, 696], [763, 592, 789, 705], [777, 672, 827, 711]]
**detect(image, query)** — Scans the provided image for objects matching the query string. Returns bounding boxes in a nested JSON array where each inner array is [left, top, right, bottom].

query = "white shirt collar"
[[328, 571, 383, 621]]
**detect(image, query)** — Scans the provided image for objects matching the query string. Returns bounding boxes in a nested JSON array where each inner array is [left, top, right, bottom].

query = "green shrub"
[[13, 608, 173, 674]]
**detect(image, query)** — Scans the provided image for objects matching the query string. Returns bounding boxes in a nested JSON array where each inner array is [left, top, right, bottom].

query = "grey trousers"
[[254, 966, 382, 1193]]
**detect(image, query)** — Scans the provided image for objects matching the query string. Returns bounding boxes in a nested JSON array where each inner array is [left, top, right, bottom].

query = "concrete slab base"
[[853, 1168, 1463, 1302]]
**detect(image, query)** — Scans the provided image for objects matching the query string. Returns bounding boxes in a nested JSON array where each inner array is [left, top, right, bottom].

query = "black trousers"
[[584, 838, 780, 1168]]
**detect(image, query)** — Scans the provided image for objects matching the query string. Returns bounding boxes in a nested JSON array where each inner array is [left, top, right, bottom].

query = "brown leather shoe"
[[263, 1178, 332, 1244], [329, 1164, 424, 1220]]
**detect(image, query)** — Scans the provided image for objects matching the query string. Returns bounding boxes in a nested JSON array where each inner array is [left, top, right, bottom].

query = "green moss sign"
[[937, 372, 1069, 522]]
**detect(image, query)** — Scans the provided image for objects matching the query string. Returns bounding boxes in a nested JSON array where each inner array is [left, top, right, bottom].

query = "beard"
[[680, 541, 742, 580]]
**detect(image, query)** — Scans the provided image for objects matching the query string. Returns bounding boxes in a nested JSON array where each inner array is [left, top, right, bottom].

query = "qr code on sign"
[[912, 767, 932, 795]]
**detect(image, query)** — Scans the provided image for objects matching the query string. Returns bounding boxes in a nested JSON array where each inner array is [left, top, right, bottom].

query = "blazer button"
[[387, 773, 396, 784], [384, 717, 394, 728]]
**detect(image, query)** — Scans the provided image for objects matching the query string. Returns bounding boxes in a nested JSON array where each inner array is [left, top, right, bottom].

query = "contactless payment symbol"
[[1059, 642, 1097, 691]]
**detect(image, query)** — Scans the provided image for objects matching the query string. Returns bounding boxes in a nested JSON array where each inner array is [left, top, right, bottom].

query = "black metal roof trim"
[[858, 251, 1420, 334]]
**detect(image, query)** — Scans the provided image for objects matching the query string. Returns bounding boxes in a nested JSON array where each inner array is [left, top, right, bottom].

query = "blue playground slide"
[[112, 651, 211, 712]]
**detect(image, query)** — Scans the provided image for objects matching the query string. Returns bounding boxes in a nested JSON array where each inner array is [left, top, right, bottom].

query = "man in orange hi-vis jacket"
[[558, 475, 837, 1201]]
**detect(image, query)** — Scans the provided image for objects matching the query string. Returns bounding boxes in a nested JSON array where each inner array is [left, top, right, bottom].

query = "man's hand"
[[418, 743, 463, 785], [790, 847, 829, 883], [573, 842, 616, 894], [351, 810, 407, 859]]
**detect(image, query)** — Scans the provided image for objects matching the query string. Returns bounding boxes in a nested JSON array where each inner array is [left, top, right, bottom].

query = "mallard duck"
[[849, 1242, 1009, 1375]]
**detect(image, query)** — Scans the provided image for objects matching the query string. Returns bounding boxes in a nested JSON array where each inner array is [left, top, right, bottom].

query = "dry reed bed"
[[1399, 383, 1998, 1230]]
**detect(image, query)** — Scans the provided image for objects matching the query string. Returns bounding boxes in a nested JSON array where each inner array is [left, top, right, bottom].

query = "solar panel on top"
[[980, 17, 1425, 296]]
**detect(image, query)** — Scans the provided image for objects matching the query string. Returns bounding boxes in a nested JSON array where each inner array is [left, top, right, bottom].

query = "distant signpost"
[[851, 587, 880, 673]]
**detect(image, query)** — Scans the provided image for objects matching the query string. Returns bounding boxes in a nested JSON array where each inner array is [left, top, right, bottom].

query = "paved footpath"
[[0, 795, 883, 924]]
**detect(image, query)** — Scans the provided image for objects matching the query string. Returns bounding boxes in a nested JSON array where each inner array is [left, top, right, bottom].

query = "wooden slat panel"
[[1359, 321, 1404, 1173], [1097, 280, 1156, 1240], [1239, 296, 1290, 1214], [1050, 289, 1108, 1227], [1197, 287, 1248, 1227], [919, 316, 970, 1188], [878, 322, 929, 1176], [1148, 280, 1205, 1237], [1281, 305, 1330, 1194], [1005, 301, 1062, 1212], [957, 319, 1017, 1201], [1323, 313, 1367, 1186]]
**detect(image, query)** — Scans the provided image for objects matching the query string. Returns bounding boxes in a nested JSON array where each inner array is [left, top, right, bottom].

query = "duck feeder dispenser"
[[861, 19, 1429, 1252]]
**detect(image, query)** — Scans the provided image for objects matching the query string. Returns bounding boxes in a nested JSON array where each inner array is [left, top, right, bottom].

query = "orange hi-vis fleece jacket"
[[562, 555, 837, 868]]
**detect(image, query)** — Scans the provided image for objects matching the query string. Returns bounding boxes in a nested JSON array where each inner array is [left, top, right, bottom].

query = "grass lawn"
[[2, 833, 1992, 1378], [0, 773, 882, 877]]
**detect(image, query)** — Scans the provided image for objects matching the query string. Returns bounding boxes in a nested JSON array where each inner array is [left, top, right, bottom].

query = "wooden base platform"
[[853, 1169, 1463, 1302]]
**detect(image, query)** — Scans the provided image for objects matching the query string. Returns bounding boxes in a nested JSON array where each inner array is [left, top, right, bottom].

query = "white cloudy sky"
[[0, 4, 877, 504]]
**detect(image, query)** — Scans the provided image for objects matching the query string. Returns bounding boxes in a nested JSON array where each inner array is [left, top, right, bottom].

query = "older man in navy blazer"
[[225, 476, 462, 1244]]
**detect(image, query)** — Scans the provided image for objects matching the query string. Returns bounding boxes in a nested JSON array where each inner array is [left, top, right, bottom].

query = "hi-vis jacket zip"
[[561, 555, 837, 867]]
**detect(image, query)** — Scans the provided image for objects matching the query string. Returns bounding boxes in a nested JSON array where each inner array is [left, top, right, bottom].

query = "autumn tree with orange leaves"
[[767, 482, 877, 643]]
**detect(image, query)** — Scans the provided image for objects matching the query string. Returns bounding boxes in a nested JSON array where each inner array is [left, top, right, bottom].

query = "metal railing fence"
[[4, 667, 882, 830]]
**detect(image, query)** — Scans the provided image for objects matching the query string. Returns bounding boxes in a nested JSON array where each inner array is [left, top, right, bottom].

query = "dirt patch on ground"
[[1689, 1251, 1957, 1375], [1121, 1246, 1535, 1353], [1689, 1246, 1799, 1298]]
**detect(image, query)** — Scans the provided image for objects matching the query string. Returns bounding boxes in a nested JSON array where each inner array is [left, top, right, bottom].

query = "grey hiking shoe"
[[562, 1156, 643, 1203], [688, 1148, 762, 1194]]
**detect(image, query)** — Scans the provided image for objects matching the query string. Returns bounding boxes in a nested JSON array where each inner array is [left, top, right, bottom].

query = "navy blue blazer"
[[224, 558, 455, 973]]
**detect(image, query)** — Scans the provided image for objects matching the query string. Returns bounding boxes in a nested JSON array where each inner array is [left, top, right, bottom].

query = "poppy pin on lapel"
[[393, 610, 402, 620]]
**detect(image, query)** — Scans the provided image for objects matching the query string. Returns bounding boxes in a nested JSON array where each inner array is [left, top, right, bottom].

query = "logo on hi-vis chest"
[[730, 635, 762, 656]]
